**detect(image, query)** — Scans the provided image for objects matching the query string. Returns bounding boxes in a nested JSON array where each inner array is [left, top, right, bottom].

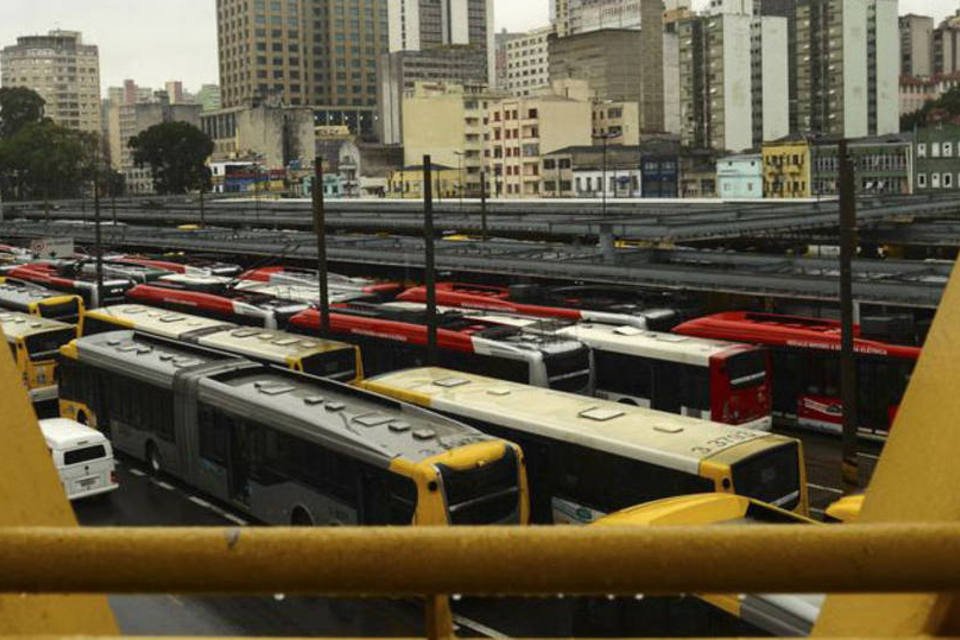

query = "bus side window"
[[594, 351, 651, 399], [197, 405, 228, 466]]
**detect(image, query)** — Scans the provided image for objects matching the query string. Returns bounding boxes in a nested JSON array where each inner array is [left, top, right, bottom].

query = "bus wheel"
[[146, 443, 162, 475], [291, 507, 313, 526], [75, 412, 87, 425]]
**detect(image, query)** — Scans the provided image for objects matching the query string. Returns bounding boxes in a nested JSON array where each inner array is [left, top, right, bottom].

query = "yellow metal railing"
[[2, 524, 960, 597]]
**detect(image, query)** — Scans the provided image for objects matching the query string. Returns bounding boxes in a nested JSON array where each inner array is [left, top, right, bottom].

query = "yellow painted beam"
[[0, 524, 959, 596], [0, 329, 116, 634], [814, 258, 960, 636]]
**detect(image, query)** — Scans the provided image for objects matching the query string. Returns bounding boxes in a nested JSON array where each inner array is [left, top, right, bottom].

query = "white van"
[[38, 418, 119, 500]]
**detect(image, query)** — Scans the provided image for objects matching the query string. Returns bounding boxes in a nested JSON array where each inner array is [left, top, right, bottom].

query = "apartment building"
[[399, 82, 501, 196], [678, 2, 788, 152], [795, 0, 899, 138], [901, 14, 935, 78], [762, 136, 812, 198], [484, 93, 592, 198], [914, 123, 960, 192], [216, 0, 389, 110], [934, 12, 960, 75], [388, 0, 495, 84], [0, 30, 101, 134], [496, 26, 553, 97]]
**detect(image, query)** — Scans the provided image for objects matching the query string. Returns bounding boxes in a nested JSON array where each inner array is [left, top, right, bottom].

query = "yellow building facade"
[[387, 165, 462, 200], [762, 138, 812, 198]]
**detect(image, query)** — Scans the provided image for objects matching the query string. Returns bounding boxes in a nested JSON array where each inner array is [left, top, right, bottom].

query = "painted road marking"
[[453, 614, 510, 639], [129, 468, 146, 477]]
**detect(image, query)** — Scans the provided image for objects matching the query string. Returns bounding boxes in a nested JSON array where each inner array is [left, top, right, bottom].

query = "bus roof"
[[72, 330, 242, 388], [675, 311, 922, 360], [556, 323, 753, 366], [198, 327, 356, 361], [0, 312, 74, 339], [363, 367, 792, 473], [198, 365, 493, 467], [87, 304, 232, 339]]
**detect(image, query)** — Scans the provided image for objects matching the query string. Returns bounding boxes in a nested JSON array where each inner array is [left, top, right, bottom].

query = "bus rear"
[[711, 346, 772, 431], [702, 437, 807, 514], [1, 313, 77, 414]]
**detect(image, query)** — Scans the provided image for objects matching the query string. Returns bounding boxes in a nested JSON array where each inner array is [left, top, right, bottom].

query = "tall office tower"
[[387, 0, 495, 84], [678, 1, 787, 151], [497, 26, 553, 96], [795, 0, 898, 138], [165, 81, 186, 104], [900, 14, 934, 78], [0, 30, 101, 134], [933, 12, 960, 75], [196, 84, 223, 112], [216, 0, 389, 109]]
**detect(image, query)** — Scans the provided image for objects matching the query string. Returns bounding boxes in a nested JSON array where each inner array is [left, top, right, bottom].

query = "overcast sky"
[[0, 0, 956, 96]]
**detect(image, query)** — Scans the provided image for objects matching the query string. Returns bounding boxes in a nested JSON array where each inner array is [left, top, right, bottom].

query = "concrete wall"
[[760, 17, 790, 144], [875, 0, 901, 135], [401, 89, 466, 168], [663, 31, 681, 135], [842, 0, 869, 138], [235, 106, 315, 170], [722, 15, 754, 152]]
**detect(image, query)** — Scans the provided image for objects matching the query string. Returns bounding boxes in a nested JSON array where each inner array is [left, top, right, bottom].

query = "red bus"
[[4, 264, 133, 308], [106, 253, 242, 277], [673, 312, 921, 438], [289, 303, 593, 393], [397, 282, 678, 329], [125, 283, 309, 330], [240, 267, 402, 299]]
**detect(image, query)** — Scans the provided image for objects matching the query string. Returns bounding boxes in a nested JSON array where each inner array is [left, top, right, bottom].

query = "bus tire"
[[290, 507, 313, 527], [75, 411, 88, 425], [146, 443, 162, 475]]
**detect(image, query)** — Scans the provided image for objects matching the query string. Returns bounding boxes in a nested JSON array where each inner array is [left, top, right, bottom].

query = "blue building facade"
[[717, 154, 763, 199]]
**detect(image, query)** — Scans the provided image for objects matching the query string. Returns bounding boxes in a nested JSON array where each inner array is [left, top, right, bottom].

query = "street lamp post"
[[454, 151, 465, 211]]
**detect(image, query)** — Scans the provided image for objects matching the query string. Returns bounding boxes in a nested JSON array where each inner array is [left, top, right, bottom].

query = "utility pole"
[[423, 156, 438, 365], [312, 158, 330, 335], [93, 158, 104, 305], [480, 169, 488, 242], [601, 134, 609, 216], [838, 138, 860, 494]]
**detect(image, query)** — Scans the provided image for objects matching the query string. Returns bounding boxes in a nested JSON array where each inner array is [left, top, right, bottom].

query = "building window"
[[945, 142, 954, 158], [917, 143, 927, 158], [932, 173, 941, 188], [933, 142, 941, 158], [918, 173, 927, 188], [945, 173, 954, 188]]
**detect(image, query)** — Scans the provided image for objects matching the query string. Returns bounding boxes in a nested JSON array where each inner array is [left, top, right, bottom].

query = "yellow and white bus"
[[1, 311, 77, 414], [80, 304, 363, 383], [0, 276, 84, 322], [579, 494, 821, 637], [362, 367, 809, 523], [58, 330, 528, 527]]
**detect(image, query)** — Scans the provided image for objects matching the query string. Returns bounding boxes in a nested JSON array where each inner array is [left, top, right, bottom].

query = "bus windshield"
[[726, 351, 767, 390], [300, 349, 359, 381], [732, 442, 801, 511], [27, 329, 77, 361], [436, 447, 522, 525]]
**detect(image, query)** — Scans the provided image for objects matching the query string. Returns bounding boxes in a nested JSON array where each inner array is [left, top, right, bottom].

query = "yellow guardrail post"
[[814, 258, 960, 636], [0, 326, 116, 635]]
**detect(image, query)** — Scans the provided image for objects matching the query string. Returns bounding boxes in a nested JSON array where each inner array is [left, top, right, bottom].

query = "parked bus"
[[232, 280, 376, 306], [673, 311, 921, 437], [4, 264, 133, 308], [58, 331, 528, 526], [290, 303, 592, 393], [78, 304, 362, 387], [2, 311, 77, 414], [576, 494, 820, 638], [362, 367, 808, 523], [0, 277, 84, 322], [240, 266, 402, 299], [125, 283, 309, 329], [106, 253, 242, 277], [397, 282, 679, 329], [449, 310, 773, 430]]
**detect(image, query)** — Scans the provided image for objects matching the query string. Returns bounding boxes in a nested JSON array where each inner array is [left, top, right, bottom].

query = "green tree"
[[0, 120, 97, 201], [900, 85, 960, 131], [0, 87, 46, 139], [128, 121, 213, 195]]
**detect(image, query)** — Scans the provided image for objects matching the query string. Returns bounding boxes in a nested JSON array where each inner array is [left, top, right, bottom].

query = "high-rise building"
[[497, 26, 553, 97], [549, 26, 663, 133], [216, 0, 389, 110], [0, 30, 101, 134], [553, 0, 642, 36], [795, 0, 898, 138], [387, 0, 495, 84], [165, 81, 186, 104], [933, 12, 960, 75], [196, 84, 223, 112], [677, 0, 787, 151], [900, 14, 934, 78]]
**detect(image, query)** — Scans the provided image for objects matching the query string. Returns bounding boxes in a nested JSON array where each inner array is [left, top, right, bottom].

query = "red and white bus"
[[106, 254, 242, 277], [673, 312, 921, 438], [397, 282, 679, 329], [4, 264, 133, 309], [125, 283, 309, 330], [442, 309, 772, 430], [240, 266, 402, 299], [289, 303, 593, 393]]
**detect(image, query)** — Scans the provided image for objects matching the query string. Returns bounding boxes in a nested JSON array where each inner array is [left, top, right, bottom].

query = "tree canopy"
[[129, 121, 213, 195], [0, 87, 98, 201], [0, 87, 46, 138], [901, 85, 960, 131]]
